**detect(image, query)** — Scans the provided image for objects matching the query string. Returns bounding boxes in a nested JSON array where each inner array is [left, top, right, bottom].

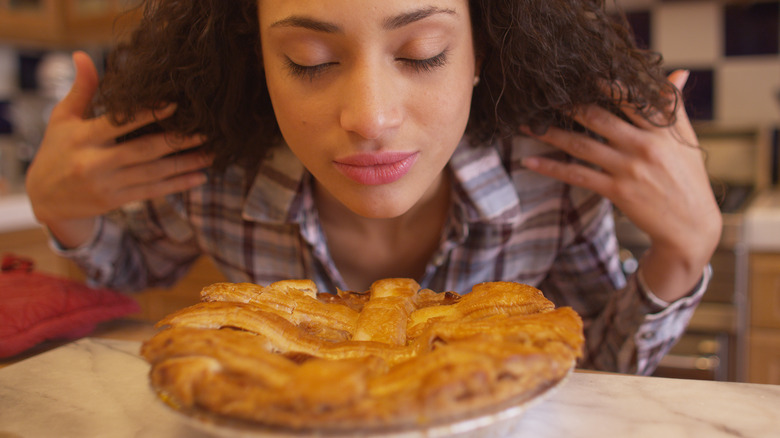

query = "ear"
[[472, 49, 484, 79], [472, 55, 484, 88]]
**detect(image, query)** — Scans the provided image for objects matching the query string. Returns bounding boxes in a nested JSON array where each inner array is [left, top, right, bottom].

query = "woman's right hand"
[[25, 51, 212, 248]]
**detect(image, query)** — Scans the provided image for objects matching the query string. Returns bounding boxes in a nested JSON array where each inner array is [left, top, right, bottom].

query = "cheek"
[[266, 76, 326, 144], [264, 76, 334, 175], [415, 55, 474, 127], [414, 76, 473, 140], [266, 73, 297, 126]]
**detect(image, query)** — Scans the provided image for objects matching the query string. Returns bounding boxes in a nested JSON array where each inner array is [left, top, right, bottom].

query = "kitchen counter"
[[1, 324, 778, 438], [745, 189, 780, 251], [0, 192, 37, 233]]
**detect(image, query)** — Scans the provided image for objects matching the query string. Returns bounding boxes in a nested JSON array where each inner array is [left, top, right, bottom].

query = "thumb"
[[51, 51, 99, 121], [667, 69, 697, 140], [667, 69, 690, 95]]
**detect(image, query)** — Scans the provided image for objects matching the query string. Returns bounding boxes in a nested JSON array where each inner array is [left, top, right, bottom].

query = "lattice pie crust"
[[141, 278, 584, 432]]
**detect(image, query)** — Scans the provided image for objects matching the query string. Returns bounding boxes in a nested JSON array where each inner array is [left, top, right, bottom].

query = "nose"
[[339, 63, 403, 140]]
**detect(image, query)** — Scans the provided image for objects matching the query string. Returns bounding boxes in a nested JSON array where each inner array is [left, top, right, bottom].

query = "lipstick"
[[334, 152, 419, 185]]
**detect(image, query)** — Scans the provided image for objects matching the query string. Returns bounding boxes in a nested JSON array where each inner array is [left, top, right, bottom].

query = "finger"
[[665, 70, 698, 143], [50, 51, 99, 122], [667, 69, 690, 96], [571, 104, 644, 152], [522, 126, 625, 172], [599, 80, 661, 131], [49, 51, 179, 145], [116, 150, 213, 187], [612, 70, 690, 131], [113, 132, 207, 166], [84, 103, 178, 143], [617, 70, 696, 145], [522, 155, 614, 196], [115, 171, 209, 205]]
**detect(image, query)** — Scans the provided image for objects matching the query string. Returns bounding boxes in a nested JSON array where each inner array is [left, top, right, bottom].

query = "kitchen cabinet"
[[0, 0, 141, 47], [748, 252, 780, 384]]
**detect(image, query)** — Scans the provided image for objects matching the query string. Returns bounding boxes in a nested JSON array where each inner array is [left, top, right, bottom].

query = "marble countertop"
[[1, 335, 779, 438], [745, 189, 780, 251], [0, 192, 37, 233]]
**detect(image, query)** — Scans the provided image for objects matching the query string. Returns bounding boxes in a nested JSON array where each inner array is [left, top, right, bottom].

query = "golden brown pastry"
[[141, 278, 584, 432]]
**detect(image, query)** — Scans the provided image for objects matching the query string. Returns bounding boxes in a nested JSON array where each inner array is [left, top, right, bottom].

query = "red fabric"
[[0, 254, 140, 358]]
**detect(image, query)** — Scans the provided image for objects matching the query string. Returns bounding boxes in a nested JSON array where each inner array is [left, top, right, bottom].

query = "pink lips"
[[334, 152, 419, 185]]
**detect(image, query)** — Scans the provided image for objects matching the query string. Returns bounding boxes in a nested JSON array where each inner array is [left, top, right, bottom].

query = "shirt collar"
[[449, 137, 522, 224], [242, 138, 522, 225]]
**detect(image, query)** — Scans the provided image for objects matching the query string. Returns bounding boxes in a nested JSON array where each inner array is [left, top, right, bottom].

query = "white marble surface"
[[746, 189, 780, 251], [1, 338, 779, 438], [0, 193, 37, 233]]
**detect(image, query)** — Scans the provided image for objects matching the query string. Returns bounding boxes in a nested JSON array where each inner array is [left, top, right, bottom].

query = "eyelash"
[[284, 59, 335, 81], [404, 50, 449, 73], [284, 50, 450, 81]]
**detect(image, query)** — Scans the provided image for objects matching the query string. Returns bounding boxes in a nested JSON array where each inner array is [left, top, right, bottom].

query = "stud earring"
[[473, 76, 480, 87]]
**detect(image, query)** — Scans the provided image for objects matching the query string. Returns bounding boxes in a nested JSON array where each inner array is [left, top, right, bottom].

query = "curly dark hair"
[[97, 0, 676, 172]]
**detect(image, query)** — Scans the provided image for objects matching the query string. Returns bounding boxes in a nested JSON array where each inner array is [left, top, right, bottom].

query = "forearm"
[[638, 245, 712, 304], [50, 201, 202, 292], [544, 191, 712, 374], [639, 208, 721, 303], [42, 217, 98, 250], [49, 215, 139, 289], [579, 267, 709, 374]]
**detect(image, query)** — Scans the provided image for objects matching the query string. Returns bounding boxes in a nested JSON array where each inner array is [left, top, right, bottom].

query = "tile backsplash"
[[616, 0, 780, 127], [724, 1, 779, 57]]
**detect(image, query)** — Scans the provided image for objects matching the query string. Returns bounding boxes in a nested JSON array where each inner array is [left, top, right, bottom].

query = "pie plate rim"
[[160, 366, 573, 438]]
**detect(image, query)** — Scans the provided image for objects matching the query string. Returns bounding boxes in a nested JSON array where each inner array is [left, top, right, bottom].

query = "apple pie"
[[141, 278, 583, 433]]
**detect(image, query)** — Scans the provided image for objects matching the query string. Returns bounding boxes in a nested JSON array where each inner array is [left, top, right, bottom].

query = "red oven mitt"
[[0, 254, 140, 358]]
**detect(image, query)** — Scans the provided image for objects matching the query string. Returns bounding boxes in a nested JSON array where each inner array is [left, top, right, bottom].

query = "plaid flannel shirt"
[[56, 135, 709, 374]]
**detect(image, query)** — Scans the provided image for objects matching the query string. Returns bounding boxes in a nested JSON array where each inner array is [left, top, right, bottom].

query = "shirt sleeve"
[[540, 186, 709, 375], [631, 264, 710, 374], [48, 196, 203, 292]]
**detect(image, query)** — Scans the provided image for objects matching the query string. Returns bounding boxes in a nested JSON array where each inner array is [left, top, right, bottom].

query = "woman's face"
[[258, 0, 477, 219]]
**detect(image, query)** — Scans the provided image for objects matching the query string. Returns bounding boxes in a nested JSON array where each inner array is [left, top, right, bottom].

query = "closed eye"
[[284, 57, 337, 81], [284, 49, 449, 81], [399, 49, 449, 73]]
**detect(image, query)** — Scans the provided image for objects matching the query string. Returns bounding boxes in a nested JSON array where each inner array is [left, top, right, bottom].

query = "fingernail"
[[193, 172, 208, 185], [153, 103, 177, 118], [522, 157, 540, 169], [677, 70, 691, 89]]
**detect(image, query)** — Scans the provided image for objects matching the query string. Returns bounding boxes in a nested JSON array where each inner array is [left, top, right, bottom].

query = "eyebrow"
[[383, 6, 456, 30], [269, 6, 457, 33]]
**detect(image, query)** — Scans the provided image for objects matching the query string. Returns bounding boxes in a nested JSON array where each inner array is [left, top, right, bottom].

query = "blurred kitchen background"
[[0, 0, 779, 383]]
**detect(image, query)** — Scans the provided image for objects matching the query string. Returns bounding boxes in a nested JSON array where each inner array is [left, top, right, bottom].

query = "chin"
[[341, 190, 418, 220], [316, 172, 436, 221], [348, 200, 415, 220]]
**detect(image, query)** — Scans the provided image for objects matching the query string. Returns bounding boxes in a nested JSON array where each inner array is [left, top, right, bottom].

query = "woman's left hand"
[[522, 70, 721, 302]]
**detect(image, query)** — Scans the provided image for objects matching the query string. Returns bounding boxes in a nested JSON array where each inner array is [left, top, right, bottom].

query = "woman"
[[25, 0, 721, 374]]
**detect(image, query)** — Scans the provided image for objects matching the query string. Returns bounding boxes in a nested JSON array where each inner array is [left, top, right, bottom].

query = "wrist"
[[43, 217, 98, 249], [638, 243, 713, 303]]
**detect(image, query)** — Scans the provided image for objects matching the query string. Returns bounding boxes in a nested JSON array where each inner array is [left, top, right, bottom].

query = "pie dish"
[[141, 278, 583, 434]]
